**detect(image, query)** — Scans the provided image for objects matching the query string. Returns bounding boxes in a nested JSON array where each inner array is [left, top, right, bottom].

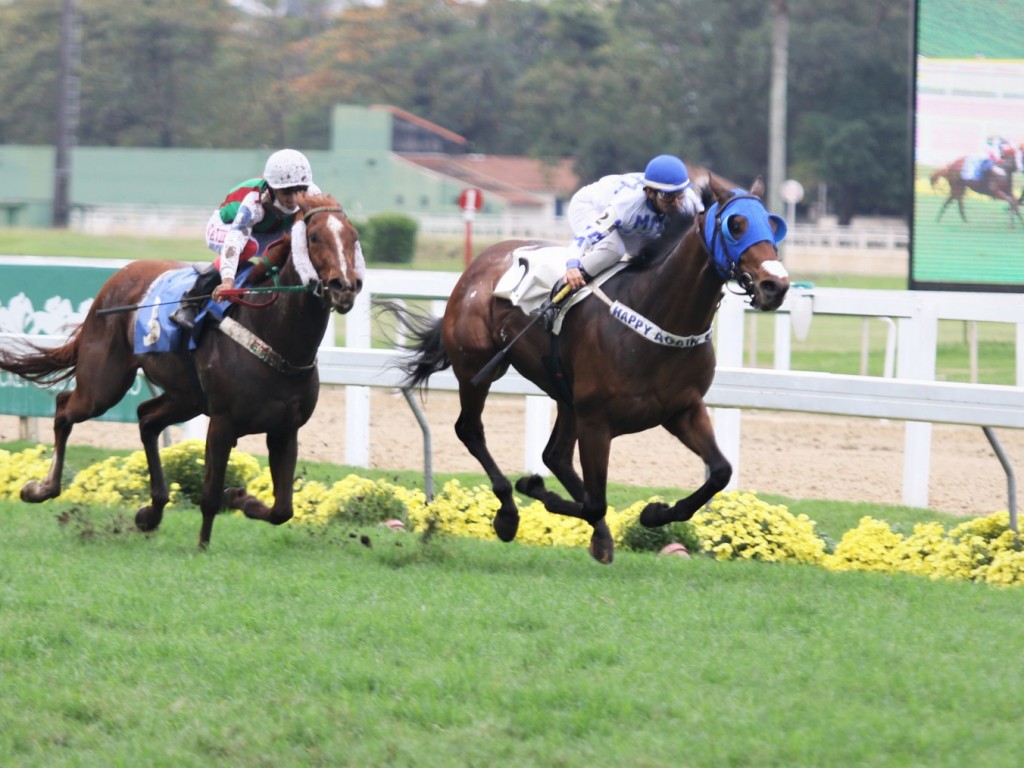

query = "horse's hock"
[[4, 386, 1018, 519]]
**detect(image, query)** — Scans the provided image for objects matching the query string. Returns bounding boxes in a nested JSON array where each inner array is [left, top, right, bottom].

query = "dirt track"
[[3, 385, 1021, 517]]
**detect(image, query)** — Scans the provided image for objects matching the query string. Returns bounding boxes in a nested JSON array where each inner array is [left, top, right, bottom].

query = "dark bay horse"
[[0, 193, 364, 548], [930, 151, 1024, 227], [391, 178, 789, 563]]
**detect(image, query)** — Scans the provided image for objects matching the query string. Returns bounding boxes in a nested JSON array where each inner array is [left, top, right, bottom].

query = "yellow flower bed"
[[5, 445, 1022, 586]]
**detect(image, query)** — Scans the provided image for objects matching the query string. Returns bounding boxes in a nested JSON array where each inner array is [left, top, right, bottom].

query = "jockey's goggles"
[[653, 189, 684, 202]]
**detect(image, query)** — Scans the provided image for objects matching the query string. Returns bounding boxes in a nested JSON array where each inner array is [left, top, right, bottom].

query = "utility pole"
[[53, 0, 80, 228], [768, 0, 789, 218]]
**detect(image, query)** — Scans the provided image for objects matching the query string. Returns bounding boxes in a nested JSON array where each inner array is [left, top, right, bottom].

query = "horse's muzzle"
[[751, 278, 789, 311], [326, 279, 362, 314]]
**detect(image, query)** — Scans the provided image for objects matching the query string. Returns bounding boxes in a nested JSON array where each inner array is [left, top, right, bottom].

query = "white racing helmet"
[[263, 149, 313, 190]]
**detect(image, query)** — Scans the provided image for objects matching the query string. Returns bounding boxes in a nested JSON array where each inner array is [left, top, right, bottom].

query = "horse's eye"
[[729, 217, 746, 237], [308, 232, 319, 244]]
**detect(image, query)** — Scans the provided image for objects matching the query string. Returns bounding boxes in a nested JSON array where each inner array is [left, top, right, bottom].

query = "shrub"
[[158, 440, 261, 506], [365, 213, 418, 264]]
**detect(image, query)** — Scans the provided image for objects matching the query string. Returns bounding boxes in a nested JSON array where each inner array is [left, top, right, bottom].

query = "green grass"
[[1, 491, 1021, 767]]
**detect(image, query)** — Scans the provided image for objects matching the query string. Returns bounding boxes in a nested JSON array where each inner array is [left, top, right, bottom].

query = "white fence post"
[[897, 298, 937, 508], [344, 290, 373, 467]]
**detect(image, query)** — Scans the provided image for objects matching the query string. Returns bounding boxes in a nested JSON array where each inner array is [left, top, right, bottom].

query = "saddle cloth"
[[133, 266, 202, 354], [132, 264, 245, 354]]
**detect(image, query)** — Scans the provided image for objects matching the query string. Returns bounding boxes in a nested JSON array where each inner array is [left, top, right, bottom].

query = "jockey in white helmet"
[[170, 148, 321, 333]]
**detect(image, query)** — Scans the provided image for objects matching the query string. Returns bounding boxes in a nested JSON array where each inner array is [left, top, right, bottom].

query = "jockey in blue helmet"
[[553, 154, 703, 309]]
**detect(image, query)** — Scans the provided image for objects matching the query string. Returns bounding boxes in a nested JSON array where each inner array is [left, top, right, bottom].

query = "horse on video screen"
[[388, 176, 789, 563], [930, 149, 1024, 227], [0, 194, 364, 548]]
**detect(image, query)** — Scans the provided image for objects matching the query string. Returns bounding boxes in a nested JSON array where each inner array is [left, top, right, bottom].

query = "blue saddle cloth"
[[133, 266, 252, 354]]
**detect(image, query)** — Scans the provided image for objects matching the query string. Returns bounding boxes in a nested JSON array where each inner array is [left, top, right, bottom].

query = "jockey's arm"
[[216, 193, 264, 297], [565, 206, 621, 289]]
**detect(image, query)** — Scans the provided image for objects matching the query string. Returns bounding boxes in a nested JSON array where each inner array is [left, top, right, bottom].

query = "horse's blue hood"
[[703, 194, 787, 279]]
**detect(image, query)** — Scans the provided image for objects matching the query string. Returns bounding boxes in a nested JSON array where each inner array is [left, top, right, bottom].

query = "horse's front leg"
[[516, 417, 614, 564], [220, 430, 298, 527], [261, 430, 298, 525], [197, 416, 236, 549], [640, 403, 731, 528]]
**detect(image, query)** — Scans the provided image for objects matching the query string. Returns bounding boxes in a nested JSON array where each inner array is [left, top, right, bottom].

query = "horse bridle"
[[697, 194, 777, 297], [298, 205, 349, 299]]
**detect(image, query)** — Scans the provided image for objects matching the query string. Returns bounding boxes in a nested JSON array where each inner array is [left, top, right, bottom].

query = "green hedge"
[[359, 212, 418, 264]]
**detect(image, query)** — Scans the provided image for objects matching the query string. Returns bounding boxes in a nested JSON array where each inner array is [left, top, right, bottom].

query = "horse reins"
[[217, 204, 350, 375]]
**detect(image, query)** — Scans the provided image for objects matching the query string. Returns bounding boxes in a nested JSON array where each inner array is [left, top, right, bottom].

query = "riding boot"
[[170, 268, 222, 332]]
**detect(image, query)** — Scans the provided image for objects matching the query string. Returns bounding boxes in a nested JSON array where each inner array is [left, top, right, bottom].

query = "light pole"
[[768, 0, 789, 217], [53, 0, 79, 228]]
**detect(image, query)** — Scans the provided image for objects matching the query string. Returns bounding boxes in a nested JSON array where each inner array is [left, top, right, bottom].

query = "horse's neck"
[[639, 229, 723, 333], [241, 264, 329, 357]]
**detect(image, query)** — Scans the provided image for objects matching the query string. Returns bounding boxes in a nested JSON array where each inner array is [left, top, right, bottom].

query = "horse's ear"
[[706, 172, 736, 202], [750, 176, 765, 199]]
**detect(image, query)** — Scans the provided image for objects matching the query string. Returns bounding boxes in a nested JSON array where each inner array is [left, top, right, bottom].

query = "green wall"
[[0, 106, 504, 229]]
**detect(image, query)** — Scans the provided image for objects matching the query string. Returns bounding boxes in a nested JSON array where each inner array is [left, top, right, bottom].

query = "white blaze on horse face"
[[762, 259, 789, 280], [326, 215, 358, 282]]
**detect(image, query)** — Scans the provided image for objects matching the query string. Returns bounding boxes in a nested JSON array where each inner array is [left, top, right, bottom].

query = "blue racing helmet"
[[642, 154, 690, 192]]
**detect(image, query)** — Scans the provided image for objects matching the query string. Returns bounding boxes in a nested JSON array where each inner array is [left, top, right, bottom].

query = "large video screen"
[[912, 0, 1024, 292]]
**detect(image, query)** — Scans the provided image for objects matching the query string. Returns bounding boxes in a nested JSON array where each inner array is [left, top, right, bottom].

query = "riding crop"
[[469, 283, 571, 387]]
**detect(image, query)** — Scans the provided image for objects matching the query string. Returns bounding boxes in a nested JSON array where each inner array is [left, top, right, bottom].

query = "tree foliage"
[[0, 0, 911, 221]]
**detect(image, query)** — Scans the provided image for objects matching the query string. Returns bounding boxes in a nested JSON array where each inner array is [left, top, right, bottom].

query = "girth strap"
[[216, 317, 317, 377]]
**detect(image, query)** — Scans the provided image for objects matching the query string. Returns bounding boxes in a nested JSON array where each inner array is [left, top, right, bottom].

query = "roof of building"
[[399, 153, 578, 208]]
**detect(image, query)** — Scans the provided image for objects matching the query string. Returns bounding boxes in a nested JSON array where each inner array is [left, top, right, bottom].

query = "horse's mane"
[[299, 191, 342, 211]]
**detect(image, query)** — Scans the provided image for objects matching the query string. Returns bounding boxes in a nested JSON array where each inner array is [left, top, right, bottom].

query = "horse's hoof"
[[134, 505, 161, 532], [514, 474, 546, 499], [20, 480, 56, 504], [222, 487, 250, 509], [588, 527, 615, 565], [639, 502, 670, 528], [493, 511, 520, 542]]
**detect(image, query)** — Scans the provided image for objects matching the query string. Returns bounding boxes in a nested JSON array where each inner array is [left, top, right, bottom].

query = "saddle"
[[493, 245, 628, 334]]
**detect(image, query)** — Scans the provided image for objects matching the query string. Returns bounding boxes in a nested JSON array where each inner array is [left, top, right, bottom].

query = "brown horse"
[[930, 151, 1024, 227], [390, 177, 789, 563], [0, 193, 364, 548]]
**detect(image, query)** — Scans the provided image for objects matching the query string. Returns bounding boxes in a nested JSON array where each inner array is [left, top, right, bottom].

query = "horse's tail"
[[930, 167, 948, 188], [0, 326, 81, 385], [376, 300, 451, 391]]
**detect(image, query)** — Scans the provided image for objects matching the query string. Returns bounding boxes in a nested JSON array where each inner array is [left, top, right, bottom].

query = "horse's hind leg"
[[453, 381, 520, 542], [21, 367, 138, 504], [20, 390, 75, 503], [539, 403, 584, 502], [134, 391, 203, 533], [640, 404, 731, 528]]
